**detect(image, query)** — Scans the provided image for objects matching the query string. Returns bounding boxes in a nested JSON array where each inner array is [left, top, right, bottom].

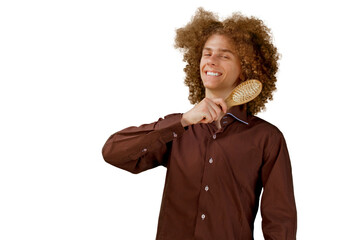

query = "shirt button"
[[213, 134, 216, 139], [201, 214, 206, 220], [209, 158, 213, 164], [205, 185, 209, 191], [173, 132, 177, 138], [142, 148, 147, 152]]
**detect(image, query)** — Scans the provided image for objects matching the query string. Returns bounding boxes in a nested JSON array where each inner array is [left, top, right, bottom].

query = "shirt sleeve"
[[260, 131, 297, 240], [102, 113, 185, 174]]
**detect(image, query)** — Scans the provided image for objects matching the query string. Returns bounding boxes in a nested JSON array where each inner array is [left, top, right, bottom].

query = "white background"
[[1, 0, 359, 239]]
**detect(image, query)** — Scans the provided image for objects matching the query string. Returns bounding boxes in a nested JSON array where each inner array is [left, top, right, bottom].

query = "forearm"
[[261, 132, 297, 239], [102, 114, 185, 173]]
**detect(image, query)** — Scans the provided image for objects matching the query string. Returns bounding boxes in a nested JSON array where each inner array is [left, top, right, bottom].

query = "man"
[[102, 8, 297, 240]]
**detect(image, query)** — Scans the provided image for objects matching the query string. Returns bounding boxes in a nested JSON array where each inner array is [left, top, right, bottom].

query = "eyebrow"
[[203, 47, 235, 55]]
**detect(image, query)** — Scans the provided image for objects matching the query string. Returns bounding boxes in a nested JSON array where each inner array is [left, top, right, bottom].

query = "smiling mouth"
[[206, 71, 222, 76]]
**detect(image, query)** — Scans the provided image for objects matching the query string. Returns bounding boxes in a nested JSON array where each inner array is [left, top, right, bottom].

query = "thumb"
[[212, 98, 228, 113]]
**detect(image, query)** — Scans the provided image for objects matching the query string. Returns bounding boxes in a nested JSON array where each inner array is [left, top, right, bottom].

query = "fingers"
[[199, 98, 226, 123], [181, 97, 228, 127], [211, 98, 228, 113], [205, 99, 221, 121], [200, 106, 216, 124]]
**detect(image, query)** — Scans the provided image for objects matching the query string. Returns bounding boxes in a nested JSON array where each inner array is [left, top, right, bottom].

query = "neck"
[[205, 88, 231, 129], [205, 88, 233, 101]]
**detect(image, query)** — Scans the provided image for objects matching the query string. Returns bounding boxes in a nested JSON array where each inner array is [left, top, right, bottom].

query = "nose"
[[206, 54, 218, 66]]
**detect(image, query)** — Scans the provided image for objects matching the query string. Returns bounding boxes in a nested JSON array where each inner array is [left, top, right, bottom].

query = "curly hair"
[[174, 8, 280, 115]]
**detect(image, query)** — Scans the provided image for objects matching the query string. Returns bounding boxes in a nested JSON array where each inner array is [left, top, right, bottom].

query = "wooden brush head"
[[225, 79, 262, 108]]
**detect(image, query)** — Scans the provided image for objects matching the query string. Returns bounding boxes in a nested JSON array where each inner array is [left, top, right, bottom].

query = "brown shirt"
[[102, 105, 297, 240]]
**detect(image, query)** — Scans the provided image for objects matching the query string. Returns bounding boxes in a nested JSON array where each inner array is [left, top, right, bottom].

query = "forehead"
[[203, 34, 236, 51]]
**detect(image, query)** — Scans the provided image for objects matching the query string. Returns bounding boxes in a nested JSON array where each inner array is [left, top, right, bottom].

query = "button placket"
[[196, 141, 215, 230], [201, 156, 212, 223]]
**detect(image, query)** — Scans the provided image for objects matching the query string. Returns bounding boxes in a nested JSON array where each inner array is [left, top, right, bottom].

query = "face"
[[200, 34, 242, 94]]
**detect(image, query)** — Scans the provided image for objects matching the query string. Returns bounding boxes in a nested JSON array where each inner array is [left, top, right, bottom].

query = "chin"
[[202, 82, 217, 90], [202, 78, 218, 86]]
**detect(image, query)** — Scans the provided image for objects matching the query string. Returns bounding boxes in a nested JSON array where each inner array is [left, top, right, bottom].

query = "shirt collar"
[[226, 104, 249, 125]]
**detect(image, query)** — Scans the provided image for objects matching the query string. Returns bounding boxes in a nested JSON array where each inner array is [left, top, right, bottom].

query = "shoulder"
[[248, 115, 283, 136], [245, 116, 289, 158], [245, 115, 288, 149]]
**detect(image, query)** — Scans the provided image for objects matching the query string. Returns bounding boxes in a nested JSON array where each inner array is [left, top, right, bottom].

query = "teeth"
[[207, 72, 220, 76]]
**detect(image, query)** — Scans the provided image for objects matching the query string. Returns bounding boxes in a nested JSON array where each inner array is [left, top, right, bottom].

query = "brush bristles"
[[226, 79, 262, 107], [232, 82, 261, 102]]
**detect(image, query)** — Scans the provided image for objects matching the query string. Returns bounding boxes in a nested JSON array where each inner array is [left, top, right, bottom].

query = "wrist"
[[181, 114, 191, 127]]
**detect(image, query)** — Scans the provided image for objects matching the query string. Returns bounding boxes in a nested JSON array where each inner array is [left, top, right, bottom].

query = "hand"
[[181, 98, 227, 127]]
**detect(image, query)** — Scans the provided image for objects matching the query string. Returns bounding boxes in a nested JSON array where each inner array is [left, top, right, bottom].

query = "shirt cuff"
[[156, 113, 186, 143]]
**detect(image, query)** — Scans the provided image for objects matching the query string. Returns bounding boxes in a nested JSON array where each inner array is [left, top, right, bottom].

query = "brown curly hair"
[[174, 8, 280, 115]]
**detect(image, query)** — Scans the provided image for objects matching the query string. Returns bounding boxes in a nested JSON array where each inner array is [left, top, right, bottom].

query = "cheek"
[[225, 64, 240, 76], [231, 64, 242, 78], [199, 59, 205, 70], [199, 60, 205, 80]]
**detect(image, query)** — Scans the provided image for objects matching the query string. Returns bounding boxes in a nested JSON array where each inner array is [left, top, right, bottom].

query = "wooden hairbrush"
[[225, 79, 262, 108]]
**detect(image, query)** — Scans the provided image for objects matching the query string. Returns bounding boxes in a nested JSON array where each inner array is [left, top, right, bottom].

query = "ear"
[[235, 72, 245, 85], [238, 61, 245, 81], [239, 66, 246, 80], [233, 77, 242, 86]]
